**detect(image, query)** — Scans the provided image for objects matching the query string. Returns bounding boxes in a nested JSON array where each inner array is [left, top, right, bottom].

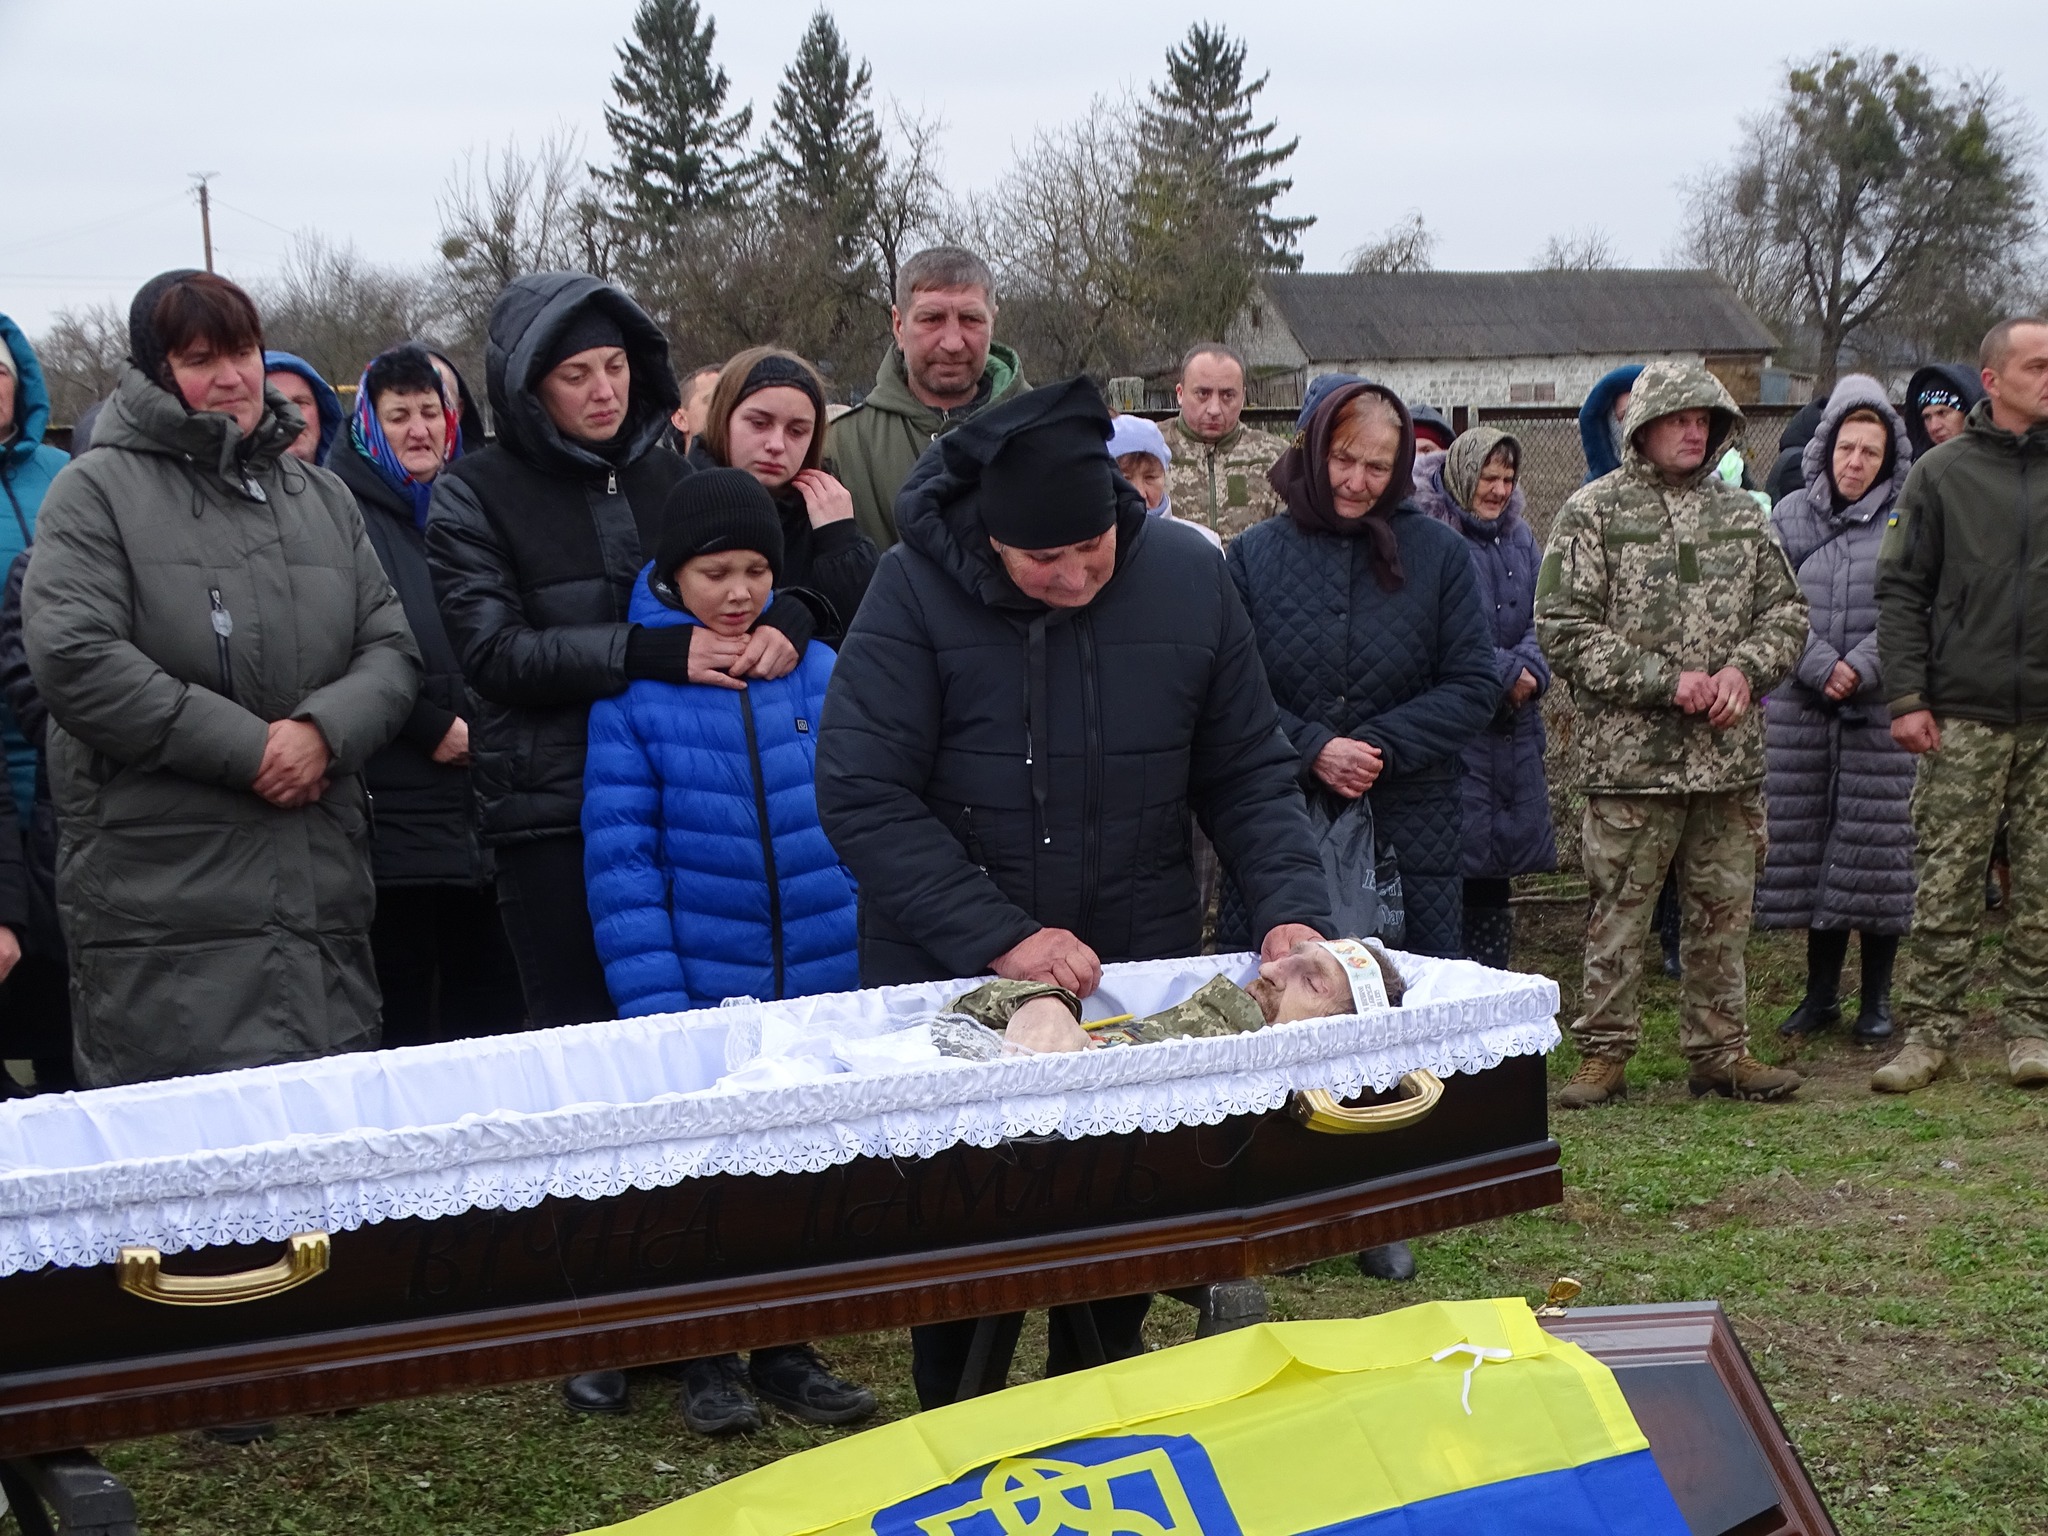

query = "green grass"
[[15, 911, 2047, 1534]]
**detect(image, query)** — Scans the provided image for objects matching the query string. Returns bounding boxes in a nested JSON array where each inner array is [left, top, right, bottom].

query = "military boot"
[[2008, 1037, 2048, 1087], [1689, 1054, 1802, 1101], [1556, 1057, 1628, 1109], [1870, 1043, 1949, 1094]]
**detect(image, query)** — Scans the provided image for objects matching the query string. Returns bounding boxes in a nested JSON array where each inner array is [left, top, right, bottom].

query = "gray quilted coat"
[[1756, 376, 1917, 934]]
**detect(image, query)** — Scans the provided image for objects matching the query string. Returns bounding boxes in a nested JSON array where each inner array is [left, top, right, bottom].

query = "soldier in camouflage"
[[1160, 343, 1291, 545], [1536, 361, 1809, 1108], [949, 937, 1405, 1049], [1871, 317, 2048, 1093]]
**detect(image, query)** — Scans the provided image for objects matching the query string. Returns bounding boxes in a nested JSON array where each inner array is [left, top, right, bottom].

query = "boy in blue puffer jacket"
[[581, 467, 873, 1436], [584, 467, 859, 1016]]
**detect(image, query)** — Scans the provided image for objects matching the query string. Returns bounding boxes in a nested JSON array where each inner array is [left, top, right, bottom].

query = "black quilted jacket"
[[1225, 507, 1498, 954], [816, 380, 1332, 985]]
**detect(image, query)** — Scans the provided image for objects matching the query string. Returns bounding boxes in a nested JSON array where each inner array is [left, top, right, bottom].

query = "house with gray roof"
[[1227, 269, 1785, 409]]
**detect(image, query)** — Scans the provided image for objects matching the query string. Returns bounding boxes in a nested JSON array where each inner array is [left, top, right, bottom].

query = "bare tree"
[[254, 235, 443, 389], [1680, 50, 2038, 383], [972, 102, 1151, 377], [436, 131, 606, 347], [1532, 226, 1620, 271], [866, 105, 948, 307], [1346, 212, 1436, 275], [33, 302, 129, 424]]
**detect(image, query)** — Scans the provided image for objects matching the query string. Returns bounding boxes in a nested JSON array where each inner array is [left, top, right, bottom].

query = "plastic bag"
[[1310, 792, 1405, 947]]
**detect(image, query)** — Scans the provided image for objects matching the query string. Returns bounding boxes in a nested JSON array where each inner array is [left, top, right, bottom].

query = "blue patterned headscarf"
[[351, 346, 459, 528]]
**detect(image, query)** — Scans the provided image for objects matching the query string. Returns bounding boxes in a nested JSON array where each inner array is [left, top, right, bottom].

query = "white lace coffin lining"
[[0, 951, 1559, 1275]]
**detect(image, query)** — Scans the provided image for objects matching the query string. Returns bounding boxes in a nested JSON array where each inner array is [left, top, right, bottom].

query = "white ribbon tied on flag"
[[1431, 1342, 1514, 1415]]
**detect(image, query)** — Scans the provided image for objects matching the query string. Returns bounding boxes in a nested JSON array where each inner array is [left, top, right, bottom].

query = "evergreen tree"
[[1136, 24, 1311, 272], [767, 10, 886, 264], [595, 0, 756, 235], [1129, 23, 1310, 346]]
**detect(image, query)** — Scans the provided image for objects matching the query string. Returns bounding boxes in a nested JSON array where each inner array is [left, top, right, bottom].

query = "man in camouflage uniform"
[[1536, 361, 1809, 1107], [1872, 317, 2048, 1092], [949, 937, 1403, 1046], [1160, 343, 1289, 545]]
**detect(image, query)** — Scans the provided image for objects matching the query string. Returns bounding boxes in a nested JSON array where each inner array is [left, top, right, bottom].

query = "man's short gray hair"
[[895, 246, 997, 313], [1180, 342, 1248, 384], [1982, 315, 2048, 372]]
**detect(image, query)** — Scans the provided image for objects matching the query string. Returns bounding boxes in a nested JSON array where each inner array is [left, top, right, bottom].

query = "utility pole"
[[191, 173, 216, 272]]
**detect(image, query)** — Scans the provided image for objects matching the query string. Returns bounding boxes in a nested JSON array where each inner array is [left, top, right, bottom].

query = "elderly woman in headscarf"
[[1223, 381, 1497, 961], [1410, 428, 1557, 966], [1757, 375, 1918, 1043]]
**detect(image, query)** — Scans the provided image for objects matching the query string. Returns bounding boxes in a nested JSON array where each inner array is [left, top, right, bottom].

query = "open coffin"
[[0, 951, 1563, 1453]]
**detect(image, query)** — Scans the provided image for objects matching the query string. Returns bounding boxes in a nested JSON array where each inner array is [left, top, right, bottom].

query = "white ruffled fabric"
[[0, 952, 1558, 1276]]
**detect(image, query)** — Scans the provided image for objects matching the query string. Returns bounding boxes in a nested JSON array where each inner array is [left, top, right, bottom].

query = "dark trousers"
[[910, 1295, 1153, 1411], [0, 954, 74, 1092], [370, 884, 527, 1048], [494, 833, 615, 1027]]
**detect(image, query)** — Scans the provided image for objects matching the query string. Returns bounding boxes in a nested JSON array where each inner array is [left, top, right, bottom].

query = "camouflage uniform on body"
[[1536, 361, 1808, 1070], [1891, 720, 2048, 1049], [952, 975, 1265, 1042], [1160, 416, 1290, 545]]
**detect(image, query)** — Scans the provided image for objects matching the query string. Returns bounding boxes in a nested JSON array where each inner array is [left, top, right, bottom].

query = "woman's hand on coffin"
[[992, 926, 1103, 997], [252, 719, 332, 808], [1004, 995, 1094, 1053]]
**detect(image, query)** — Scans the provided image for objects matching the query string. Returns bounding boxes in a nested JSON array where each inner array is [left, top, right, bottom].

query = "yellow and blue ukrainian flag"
[[592, 1298, 1690, 1536]]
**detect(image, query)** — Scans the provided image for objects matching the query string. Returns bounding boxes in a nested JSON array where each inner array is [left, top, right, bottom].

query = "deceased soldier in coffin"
[[951, 938, 1407, 1055]]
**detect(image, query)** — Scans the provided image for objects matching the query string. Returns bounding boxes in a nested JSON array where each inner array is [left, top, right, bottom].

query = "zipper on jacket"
[[2019, 460, 2032, 721], [1077, 612, 1104, 939], [606, 470, 618, 496], [738, 691, 786, 1000], [208, 588, 235, 703]]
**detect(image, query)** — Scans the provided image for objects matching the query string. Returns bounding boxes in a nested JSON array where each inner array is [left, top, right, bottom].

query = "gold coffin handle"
[[117, 1231, 330, 1307], [1290, 1071, 1444, 1134]]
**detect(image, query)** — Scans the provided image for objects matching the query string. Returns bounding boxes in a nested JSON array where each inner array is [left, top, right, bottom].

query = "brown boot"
[[2008, 1037, 2048, 1087], [1688, 1053, 1802, 1101], [1557, 1057, 1628, 1109], [1870, 1043, 1949, 1094]]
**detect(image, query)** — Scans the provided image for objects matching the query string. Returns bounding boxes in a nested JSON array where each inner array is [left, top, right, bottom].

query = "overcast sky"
[[3, 0, 2044, 337]]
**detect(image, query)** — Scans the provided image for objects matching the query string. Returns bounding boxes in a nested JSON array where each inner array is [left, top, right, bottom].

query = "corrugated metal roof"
[[1259, 269, 1777, 361]]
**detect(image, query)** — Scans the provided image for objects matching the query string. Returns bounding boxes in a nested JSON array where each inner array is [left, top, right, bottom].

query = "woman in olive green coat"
[[22, 271, 419, 1087]]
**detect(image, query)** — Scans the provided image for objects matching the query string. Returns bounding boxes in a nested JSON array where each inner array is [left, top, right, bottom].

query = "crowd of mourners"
[[1, 247, 2047, 1434]]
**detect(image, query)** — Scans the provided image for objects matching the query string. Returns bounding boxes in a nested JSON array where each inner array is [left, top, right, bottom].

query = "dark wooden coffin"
[[0, 1052, 1556, 1455], [1547, 1303, 1839, 1536]]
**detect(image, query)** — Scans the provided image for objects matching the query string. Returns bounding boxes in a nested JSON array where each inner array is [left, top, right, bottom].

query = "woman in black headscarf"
[[1222, 381, 1497, 960], [689, 347, 879, 636]]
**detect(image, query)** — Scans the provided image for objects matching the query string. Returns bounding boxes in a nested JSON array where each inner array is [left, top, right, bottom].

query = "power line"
[[0, 193, 188, 258]]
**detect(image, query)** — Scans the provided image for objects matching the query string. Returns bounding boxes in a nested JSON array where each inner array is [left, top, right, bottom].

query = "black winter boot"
[[1779, 929, 1848, 1038], [1854, 933, 1898, 1042]]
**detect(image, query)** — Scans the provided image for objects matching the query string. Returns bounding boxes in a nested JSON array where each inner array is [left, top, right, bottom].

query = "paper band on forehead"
[[1317, 938, 1392, 1015]]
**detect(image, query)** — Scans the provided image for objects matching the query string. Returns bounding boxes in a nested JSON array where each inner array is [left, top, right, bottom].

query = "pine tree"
[[767, 10, 885, 264], [1136, 24, 1311, 273], [595, 0, 756, 236]]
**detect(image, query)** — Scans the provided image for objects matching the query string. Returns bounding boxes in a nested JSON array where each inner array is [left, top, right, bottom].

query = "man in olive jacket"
[[23, 271, 419, 1087], [828, 245, 1029, 550], [1873, 317, 2048, 1093]]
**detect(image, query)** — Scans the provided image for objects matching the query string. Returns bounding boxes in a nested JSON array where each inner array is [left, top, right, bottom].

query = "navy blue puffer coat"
[[1224, 505, 1497, 954], [582, 564, 857, 1015]]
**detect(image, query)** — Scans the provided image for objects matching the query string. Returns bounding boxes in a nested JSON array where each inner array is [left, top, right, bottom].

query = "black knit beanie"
[[980, 413, 1119, 549], [654, 468, 784, 588], [734, 353, 827, 424], [128, 268, 204, 387], [537, 306, 627, 376]]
